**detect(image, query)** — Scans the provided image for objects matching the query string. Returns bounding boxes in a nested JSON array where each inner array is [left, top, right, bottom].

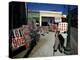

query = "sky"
[[26, 2, 78, 15]]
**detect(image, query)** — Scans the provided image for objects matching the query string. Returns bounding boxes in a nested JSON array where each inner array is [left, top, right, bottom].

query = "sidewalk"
[[28, 32, 65, 57]]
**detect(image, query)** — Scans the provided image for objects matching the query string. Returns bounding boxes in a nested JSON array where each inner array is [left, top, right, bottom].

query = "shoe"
[[54, 50, 57, 52], [41, 34, 45, 36], [58, 46, 63, 53], [59, 49, 62, 53]]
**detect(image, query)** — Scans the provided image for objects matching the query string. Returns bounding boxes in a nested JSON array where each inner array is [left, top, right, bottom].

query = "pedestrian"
[[53, 23, 65, 55], [53, 23, 60, 55], [53, 31, 60, 55]]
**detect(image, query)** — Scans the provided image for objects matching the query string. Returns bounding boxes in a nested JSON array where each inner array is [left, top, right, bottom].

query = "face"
[[54, 24, 58, 32]]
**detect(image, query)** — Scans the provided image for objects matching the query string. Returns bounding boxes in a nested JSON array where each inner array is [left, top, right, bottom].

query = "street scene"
[[9, 2, 78, 58]]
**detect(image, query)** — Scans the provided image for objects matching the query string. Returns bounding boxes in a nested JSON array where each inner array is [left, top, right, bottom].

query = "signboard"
[[58, 22, 68, 32], [55, 17, 62, 23], [12, 28, 26, 49]]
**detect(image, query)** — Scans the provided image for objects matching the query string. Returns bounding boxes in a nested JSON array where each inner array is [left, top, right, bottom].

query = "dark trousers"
[[53, 33, 65, 55], [58, 34, 64, 48]]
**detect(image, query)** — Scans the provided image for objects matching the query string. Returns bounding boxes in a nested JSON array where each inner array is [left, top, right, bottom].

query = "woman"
[[53, 31, 60, 55], [53, 23, 60, 55]]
